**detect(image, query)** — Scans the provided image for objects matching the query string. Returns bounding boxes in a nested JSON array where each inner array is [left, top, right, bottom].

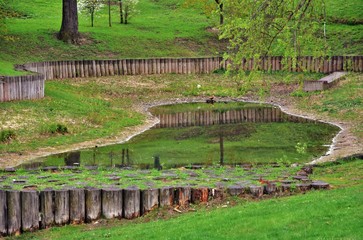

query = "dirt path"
[[0, 94, 361, 169]]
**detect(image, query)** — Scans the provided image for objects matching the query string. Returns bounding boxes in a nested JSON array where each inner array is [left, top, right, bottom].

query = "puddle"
[[19, 102, 340, 170]]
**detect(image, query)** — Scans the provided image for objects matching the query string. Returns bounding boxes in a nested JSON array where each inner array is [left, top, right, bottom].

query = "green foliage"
[[47, 123, 69, 135], [220, 0, 329, 93], [0, 129, 16, 143]]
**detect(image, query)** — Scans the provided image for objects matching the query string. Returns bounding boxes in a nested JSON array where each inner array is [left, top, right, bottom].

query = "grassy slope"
[[0, 72, 322, 159], [11, 159, 363, 240], [0, 0, 362, 75]]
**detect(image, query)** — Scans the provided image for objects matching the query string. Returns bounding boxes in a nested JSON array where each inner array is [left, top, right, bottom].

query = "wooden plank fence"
[[0, 181, 329, 237], [0, 75, 44, 102], [1, 56, 362, 102]]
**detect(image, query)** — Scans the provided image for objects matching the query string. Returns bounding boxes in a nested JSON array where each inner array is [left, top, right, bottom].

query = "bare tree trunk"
[[91, 10, 94, 27], [109, 0, 112, 27], [125, 6, 129, 24], [58, 0, 80, 44], [120, 0, 124, 24]]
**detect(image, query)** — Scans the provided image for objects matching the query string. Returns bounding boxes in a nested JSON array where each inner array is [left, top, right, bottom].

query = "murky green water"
[[21, 102, 340, 169]]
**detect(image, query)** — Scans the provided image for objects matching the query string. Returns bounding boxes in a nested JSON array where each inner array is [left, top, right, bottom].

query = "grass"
[[0, 0, 362, 75], [0, 72, 322, 163], [1, 163, 300, 191], [9, 158, 363, 240], [295, 73, 363, 139]]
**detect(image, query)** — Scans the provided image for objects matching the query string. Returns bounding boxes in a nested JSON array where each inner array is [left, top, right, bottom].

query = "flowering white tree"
[[78, 0, 103, 27], [121, 0, 139, 24]]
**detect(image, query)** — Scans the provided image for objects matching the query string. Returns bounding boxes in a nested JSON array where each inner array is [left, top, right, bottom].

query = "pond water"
[[20, 102, 340, 170]]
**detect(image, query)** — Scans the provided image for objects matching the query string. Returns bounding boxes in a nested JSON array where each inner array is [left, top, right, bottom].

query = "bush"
[[48, 124, 68, 135], [0, 130, 16, 143]]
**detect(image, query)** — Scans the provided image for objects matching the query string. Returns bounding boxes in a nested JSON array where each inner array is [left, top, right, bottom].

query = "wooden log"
[[7, 190, 21, 236], [209, 188, 224, 200], [311, 181, 329, 190], [123, 187, 140, 219], [54, 189, 69, 225], [191, 187, 209, 204], [227, 185, 245, 196], [295, 183, 311, 192], [175, 187, 191, 207], [69, 188, 85, 224], [141, 188, 159, 215], [101, 188, 123, 219], [159, 187, 174, 207], [0, 190, 7, 237], [40, 189, 54, 229], [21, 190, 39, 232], [280, 184, 291, 193], [249, 185, 263, 198], [85, 188, 101, 223], [263, 183, 277, 194]]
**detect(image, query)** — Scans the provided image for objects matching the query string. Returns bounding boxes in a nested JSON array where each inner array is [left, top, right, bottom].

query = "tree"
[[184, 0, 224, 25], [120, 0, 139, 24], [78, 0, 103, 27], [219, 0, 328, 92], [58, 0, 80, 43]]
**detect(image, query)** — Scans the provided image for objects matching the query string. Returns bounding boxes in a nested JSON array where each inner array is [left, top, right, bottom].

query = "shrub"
[[0, 130, 16, 143], [48, 124, 68, 135]]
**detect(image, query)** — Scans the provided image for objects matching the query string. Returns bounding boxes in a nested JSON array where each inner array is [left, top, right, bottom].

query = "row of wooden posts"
[[0, 182, 328, 237], [154, 107, 315, 128], [20, 56, 363, 80], [1, 56, 362, 102]]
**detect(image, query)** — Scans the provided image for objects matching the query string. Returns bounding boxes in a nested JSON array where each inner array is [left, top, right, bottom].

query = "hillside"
[[0, 0, 362, 75]]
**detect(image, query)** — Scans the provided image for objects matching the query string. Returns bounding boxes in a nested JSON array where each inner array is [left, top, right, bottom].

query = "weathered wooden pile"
[[1, 56, 362, 102], [0, 165, 329, 237]]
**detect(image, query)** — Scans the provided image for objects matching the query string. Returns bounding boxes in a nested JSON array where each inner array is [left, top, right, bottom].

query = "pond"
[[20, 102, 340, 170]]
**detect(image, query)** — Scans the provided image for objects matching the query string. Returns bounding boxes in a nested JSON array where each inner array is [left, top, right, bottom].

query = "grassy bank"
[[0, 72, 323, 164], [10, 158, 363, 240], [1, 0, 362, 75]]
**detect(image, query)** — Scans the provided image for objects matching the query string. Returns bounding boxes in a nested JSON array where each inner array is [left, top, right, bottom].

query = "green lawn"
[[1, 0, 362, 75]]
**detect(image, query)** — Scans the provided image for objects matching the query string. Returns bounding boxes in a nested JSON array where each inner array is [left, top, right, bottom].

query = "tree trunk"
[[109, 0, 112, 27], [91, 10, 94, 27], [120, 0, 123, 24], [58, 0, 80, 43]]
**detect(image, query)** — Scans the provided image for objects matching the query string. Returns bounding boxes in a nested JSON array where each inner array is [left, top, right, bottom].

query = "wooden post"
[[123, 187, 140, 219], [191, 187, 209, 204], [54, 189, 69, 225], [69, 188, 85, 224], [175, 187, 191, 207], [101, 188, 123, 219], [209, 188, 224, 200], [21, 190, 39, 232], [40, 189, 54, 229], [141, 188, 159, 215], [249, 185, 263, 198], [264, 183, 277, 194], [159, 187, 174, 207], [7, 190, 21, 236], [85, 188, 101, 223], [227, 185, 245, 197], [0, 190, 7, 237]]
